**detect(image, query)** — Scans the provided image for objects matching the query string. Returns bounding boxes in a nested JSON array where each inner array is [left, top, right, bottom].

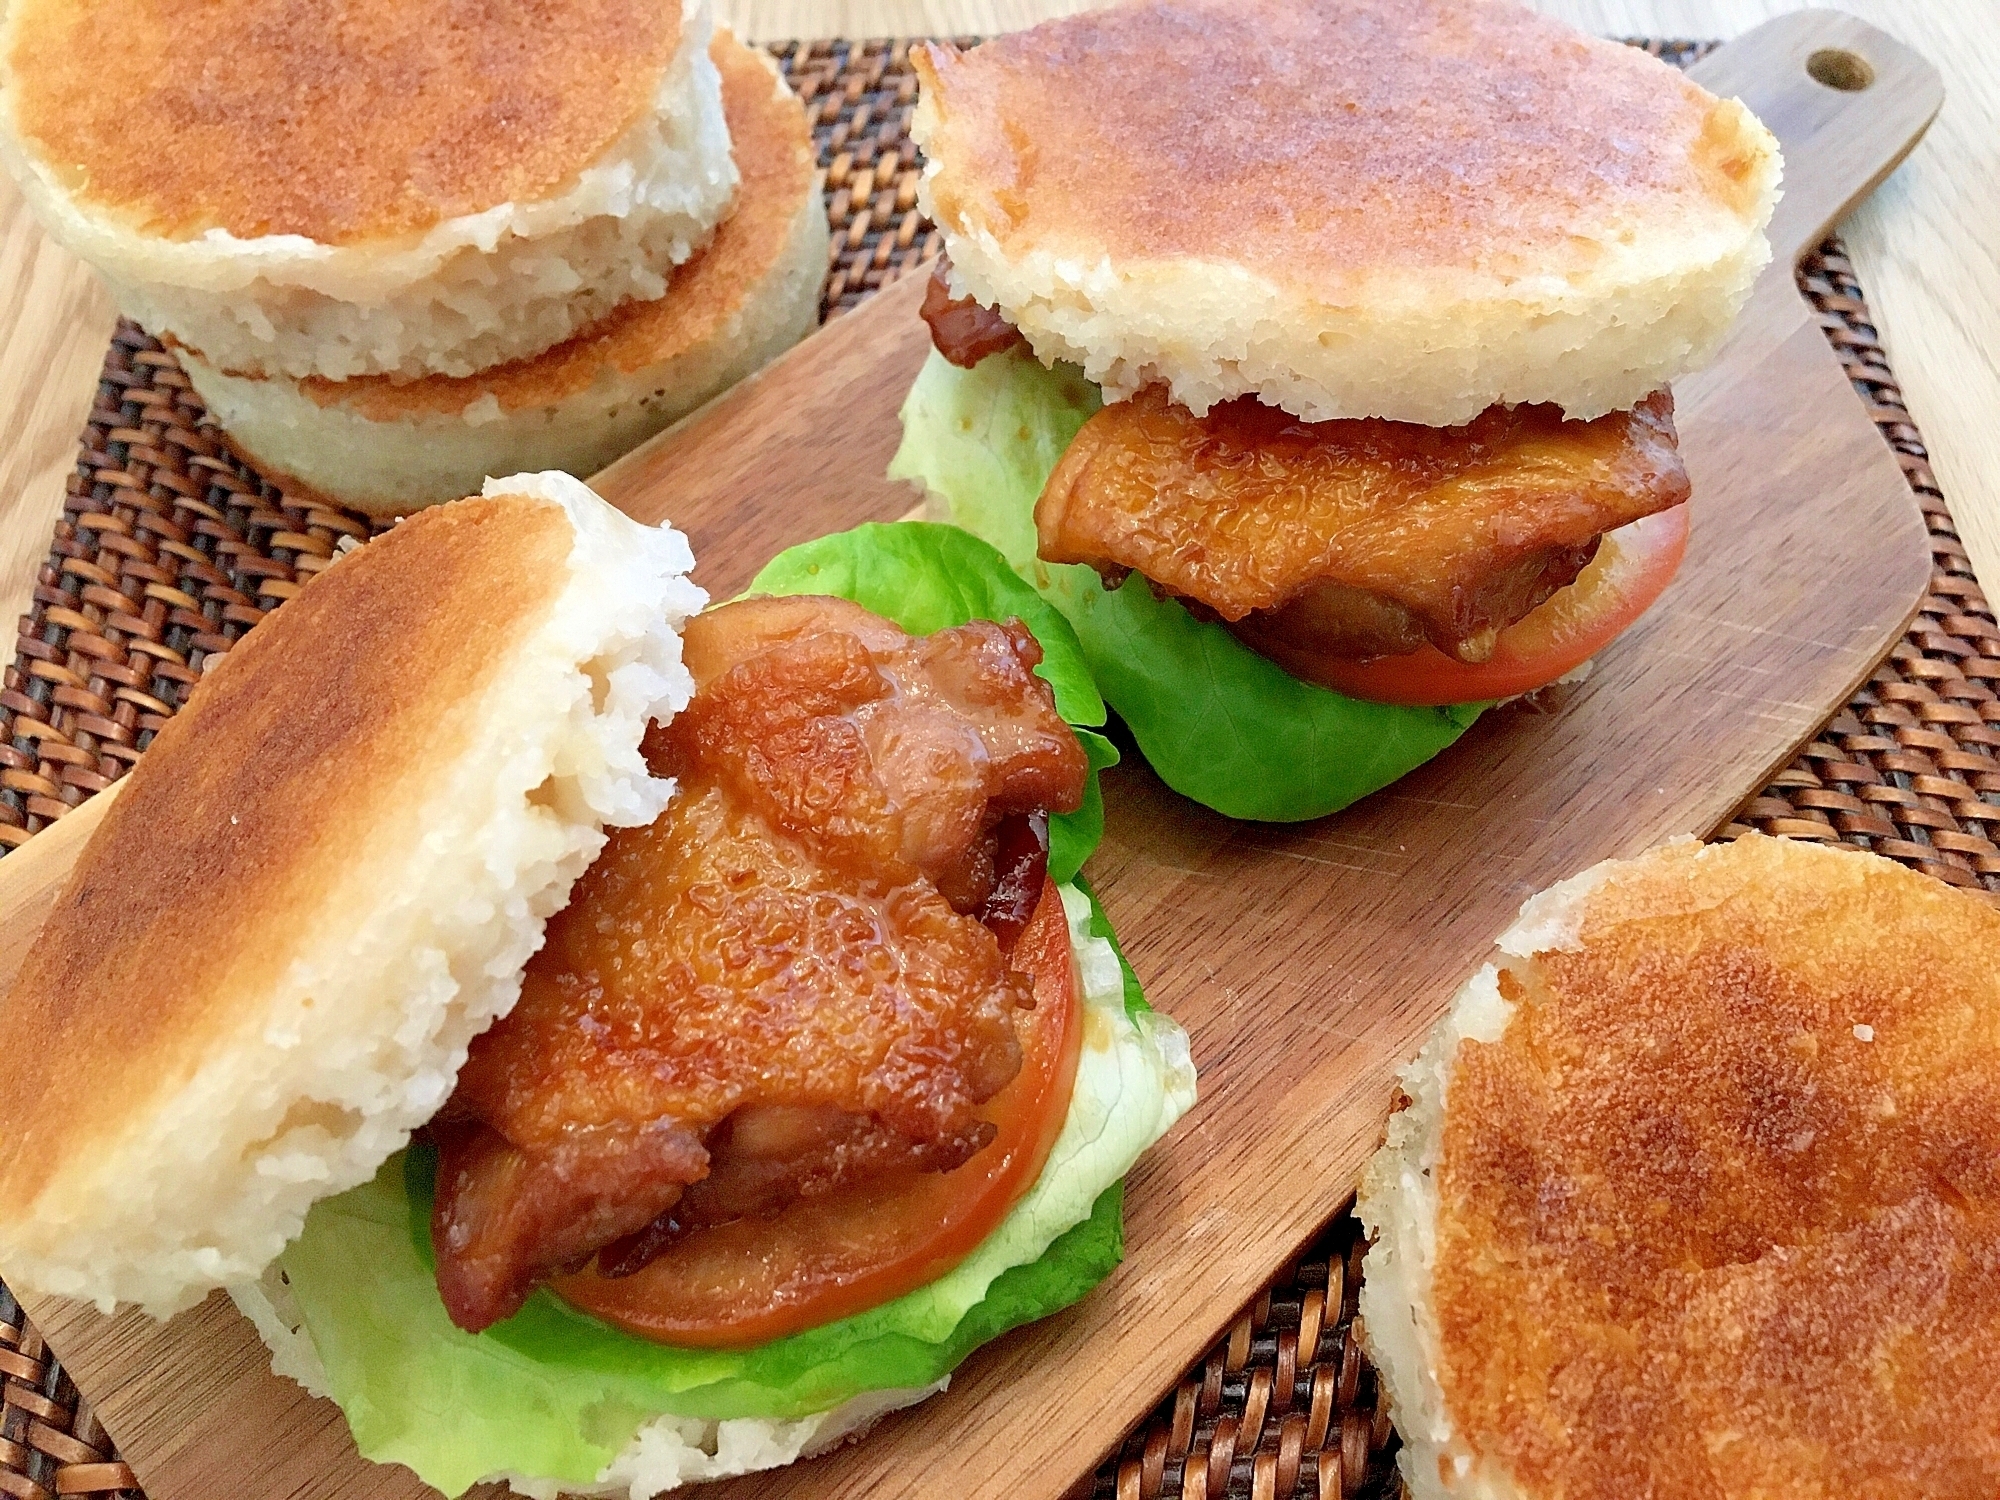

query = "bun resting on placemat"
[[1357, 834, 2000, 1500], [0, 472, 705, 1316], [179, 32, 828, 516], [912, 0, 1780, 424], [0, 0, 737, 381]]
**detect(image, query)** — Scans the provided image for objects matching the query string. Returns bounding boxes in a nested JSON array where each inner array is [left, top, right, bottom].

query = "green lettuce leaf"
[[890, 347, 1485, 822], [747, 520, 1116, 880], [888, 345, 1102, 572], [275, 885, 1195, 1495]]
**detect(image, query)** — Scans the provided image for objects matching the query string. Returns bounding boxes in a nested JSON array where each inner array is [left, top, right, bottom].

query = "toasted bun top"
[[300, 30, 816, 422], [1361, 835, 2000, 1500], [918, 0, 1766, 302], [3, 0, 684, 243], [913, 0, 1779, 422], [0, 499, 569, 1222], [0, 473, 704, 1313]]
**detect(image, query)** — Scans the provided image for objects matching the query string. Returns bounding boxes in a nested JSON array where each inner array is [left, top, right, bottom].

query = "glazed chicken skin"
[[1037, 387, 1691, 663], [921, 257, 1027, 369], [431, 594, 1088, 1334]]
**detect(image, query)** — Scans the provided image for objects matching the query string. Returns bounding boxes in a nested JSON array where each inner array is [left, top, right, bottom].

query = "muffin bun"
[[0, 0, 737, 381], [1358, 835, 2000, 1500], [181, 33, 827, 516], [914, 0, 1780, 424], [0, 473, 705, 1316]]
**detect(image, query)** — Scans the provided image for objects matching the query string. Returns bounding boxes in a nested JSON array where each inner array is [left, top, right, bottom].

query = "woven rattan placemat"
[[1, 36, 1993, 1500]]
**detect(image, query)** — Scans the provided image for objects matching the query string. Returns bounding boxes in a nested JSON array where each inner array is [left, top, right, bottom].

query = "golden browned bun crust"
[[0, 499, 569, 1221], [318, 35, 816, 422], [914, 0, 1780, 424], [0, 472, 705, 1315], [0, 0, 739, 382], [1358, 835, 2000, 1500], [6, 0, 680, 242], [178, 33, 828, 516]]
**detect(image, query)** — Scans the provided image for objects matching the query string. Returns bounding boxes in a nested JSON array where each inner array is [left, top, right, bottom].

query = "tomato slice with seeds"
[[549, 875, 1084, 1348], [1261, 505, 1691, 707]]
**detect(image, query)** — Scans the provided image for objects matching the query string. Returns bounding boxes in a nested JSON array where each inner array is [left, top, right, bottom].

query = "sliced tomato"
[[1264, 505, 1691, 707], [549, 876, 1084, 1348]]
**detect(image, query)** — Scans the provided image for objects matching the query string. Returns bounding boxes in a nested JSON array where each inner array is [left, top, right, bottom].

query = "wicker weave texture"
[[782, 39, 955, 315], [1076, 1214, 1395, 1500], [0, 1286, 140, 1500], [1, 35, 1994, 1500]]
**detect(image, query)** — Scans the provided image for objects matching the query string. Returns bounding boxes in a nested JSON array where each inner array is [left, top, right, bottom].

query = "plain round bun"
[[0, 473, 705, 1317], [1357, 835, 2000, 1500], [0, 0, 737, 381], [913, 0, 1781, 425], [179, 32, 827, 517]]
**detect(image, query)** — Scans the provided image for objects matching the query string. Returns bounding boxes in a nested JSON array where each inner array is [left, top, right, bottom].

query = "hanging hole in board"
[[1806, 48, 1874, 92]]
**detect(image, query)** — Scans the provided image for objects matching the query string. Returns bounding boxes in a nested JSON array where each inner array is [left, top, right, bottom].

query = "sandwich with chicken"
[[0, 478, 1191, 1497], [893, 0, 1781, 820]]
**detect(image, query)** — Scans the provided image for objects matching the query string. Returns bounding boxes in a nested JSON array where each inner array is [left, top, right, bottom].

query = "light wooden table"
[[0, 0, 1993, 639]]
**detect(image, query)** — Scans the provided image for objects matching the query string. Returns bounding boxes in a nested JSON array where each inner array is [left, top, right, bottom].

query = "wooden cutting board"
[[2, 12, 1943, 1500]]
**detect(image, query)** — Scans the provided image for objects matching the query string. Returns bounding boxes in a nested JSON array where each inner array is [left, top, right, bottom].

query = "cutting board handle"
[[1690, 10, 1941, 272]]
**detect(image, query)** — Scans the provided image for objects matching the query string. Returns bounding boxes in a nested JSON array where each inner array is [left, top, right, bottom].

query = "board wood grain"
[[7, 13, 1942, 1500]]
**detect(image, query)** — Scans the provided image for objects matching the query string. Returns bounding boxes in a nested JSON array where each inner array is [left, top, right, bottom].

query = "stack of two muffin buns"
[[0, 0, 828, 514]]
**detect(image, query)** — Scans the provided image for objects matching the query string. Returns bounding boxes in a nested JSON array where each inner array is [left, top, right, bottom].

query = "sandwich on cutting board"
[[0, 479, 1193, 1497], [894, 0, 1782, 821]]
